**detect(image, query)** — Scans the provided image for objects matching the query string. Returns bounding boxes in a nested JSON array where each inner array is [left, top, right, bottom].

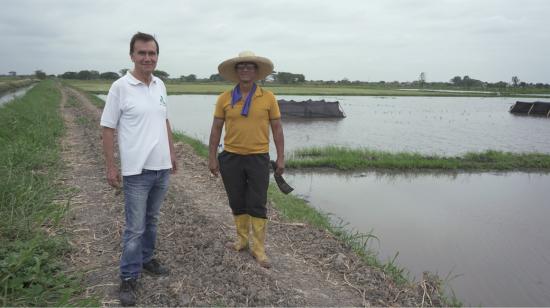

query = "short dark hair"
[[130, 32, 159, 55]]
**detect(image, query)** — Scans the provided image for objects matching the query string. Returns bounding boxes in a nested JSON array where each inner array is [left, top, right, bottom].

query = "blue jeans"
[[120, 169, 170, 279]]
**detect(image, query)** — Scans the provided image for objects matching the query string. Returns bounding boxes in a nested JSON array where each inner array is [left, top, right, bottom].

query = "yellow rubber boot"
[[227, 214, 250, 251], [250, 217, 271, 268]]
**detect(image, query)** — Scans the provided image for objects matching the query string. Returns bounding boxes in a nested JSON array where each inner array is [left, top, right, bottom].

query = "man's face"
[[235, 62, 257, 83], [131, 40, 158, 75]]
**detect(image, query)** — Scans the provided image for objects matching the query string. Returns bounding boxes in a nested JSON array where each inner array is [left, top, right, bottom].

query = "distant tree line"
[[51, 69, 550, 89], [59, 70, 120, 80], [207, 72, 305, 84]]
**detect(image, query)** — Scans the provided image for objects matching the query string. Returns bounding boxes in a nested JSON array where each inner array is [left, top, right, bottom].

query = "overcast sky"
[[2, 0, 549, 83]]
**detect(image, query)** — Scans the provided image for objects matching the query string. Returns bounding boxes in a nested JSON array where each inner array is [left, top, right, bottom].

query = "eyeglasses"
[[235, 63, 257, 71]]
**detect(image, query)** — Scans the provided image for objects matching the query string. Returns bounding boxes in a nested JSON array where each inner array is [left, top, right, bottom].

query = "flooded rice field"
[[285, 171, 550, 306], [99, 93, 550, 305], [162, 94, 550, 156]]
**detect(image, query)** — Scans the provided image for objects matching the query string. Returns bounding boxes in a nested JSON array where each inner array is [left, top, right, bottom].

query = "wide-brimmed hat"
[[218, 51, 274, 83]]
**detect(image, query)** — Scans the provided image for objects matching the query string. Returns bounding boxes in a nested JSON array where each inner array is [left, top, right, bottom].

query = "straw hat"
[[218, 51, 274, 83]]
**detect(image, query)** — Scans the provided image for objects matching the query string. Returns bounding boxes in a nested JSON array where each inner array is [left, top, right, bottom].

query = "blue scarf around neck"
[[231, 83, 257, 116]]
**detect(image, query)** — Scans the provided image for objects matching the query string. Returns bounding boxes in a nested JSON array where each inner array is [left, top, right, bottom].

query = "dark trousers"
[[218, 151, 269, 219]]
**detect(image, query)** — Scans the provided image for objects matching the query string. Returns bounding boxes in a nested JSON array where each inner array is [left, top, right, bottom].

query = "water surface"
[[285, 171, 550, 306], [161, 94, 550, 155], [0, 85, 35, 107]]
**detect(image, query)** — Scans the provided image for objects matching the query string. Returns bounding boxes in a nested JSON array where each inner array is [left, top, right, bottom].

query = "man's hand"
[[208, 118, 224, 177], [106, 166, 121, 188], [208, 157, 219, 177], [274, 158, 285, 176], [171, 154, 178, 174], [102, 127, 121, 188]]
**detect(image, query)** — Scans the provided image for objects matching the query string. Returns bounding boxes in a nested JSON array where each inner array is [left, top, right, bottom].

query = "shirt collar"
[[126, 71, 158, 86], [252, 84, 263, 97]]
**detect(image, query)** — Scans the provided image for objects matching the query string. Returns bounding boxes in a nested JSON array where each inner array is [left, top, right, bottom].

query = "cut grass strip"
[[288, 146, 550, 171]]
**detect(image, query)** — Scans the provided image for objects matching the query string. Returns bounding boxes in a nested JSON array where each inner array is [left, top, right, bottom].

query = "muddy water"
[[285, 171, 550, 306], [0, 85, 35, 107]]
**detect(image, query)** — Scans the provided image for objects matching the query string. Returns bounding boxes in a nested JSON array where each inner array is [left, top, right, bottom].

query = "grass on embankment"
[[0, 79, 36, 95], [287, 146, 550, 171], [173, 132, 209, 158], [0, 80, 96, 306]]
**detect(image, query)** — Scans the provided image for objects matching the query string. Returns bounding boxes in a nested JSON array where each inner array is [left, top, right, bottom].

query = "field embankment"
[[0, 79, 36, 95], [64, 79, 550, 98], [287, 146, 550, 172]]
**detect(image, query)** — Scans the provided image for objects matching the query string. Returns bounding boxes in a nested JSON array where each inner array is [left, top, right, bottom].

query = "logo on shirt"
[[159, 95, 166, 107]]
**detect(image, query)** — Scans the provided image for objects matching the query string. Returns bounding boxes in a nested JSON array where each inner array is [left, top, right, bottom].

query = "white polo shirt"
[[100, 72, 172, 176]]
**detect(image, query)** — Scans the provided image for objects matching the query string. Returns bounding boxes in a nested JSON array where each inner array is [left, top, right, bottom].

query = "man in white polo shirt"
[[100, 32, 177, 307]]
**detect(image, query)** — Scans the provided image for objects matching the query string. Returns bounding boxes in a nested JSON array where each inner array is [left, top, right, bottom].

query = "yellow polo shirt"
[[214, 86, 281, 155]]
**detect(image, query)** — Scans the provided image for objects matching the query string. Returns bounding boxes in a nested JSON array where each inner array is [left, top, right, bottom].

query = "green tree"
[[119, 68, 129, 76], [154, 70, 169, 80], [76, 70, 99, 80], [34, 70, 47, 79], [494, 81, 508, 89], [273, 72, 306, 84], [100, 72, 120, 80], [180, 74, 196, 82], [60, 71, 78, 79], [512, 76, 520, 87], [450, 76, 462, 86], [209, 73, 223, 81]]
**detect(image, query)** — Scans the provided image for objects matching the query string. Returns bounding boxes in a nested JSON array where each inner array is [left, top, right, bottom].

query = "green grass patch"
[[0, 79, 36, 95], [0, 80, 97, 306], [85, 92, 106, 109], [61, 81, 106, 109], [173, 132, 209, 158], [288, 146, 550, 171]]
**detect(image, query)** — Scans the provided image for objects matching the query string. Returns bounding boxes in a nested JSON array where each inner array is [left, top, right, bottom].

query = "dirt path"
[[59, 85, 440, 306]]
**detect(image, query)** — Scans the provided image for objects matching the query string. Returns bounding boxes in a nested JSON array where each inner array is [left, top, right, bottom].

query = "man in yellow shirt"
[[208, 51, 285, 268]]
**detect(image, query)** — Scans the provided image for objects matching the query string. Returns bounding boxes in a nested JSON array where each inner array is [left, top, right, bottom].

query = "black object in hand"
[[270, 160, 294, 194]]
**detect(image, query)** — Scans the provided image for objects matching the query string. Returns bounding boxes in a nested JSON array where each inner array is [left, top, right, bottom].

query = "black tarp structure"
[[277, 99, 346, 118], [509, 101, 550, 117]]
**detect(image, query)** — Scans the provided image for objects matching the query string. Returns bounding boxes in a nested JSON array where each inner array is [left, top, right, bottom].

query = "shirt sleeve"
[[162, 82, 168, 119], [213, 93, 226, 119], [100, 83, 121, 128], [269, 94, 281, 120]]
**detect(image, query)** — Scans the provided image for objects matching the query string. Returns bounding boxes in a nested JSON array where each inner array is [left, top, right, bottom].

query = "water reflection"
[[285, 170, 550, 306]]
